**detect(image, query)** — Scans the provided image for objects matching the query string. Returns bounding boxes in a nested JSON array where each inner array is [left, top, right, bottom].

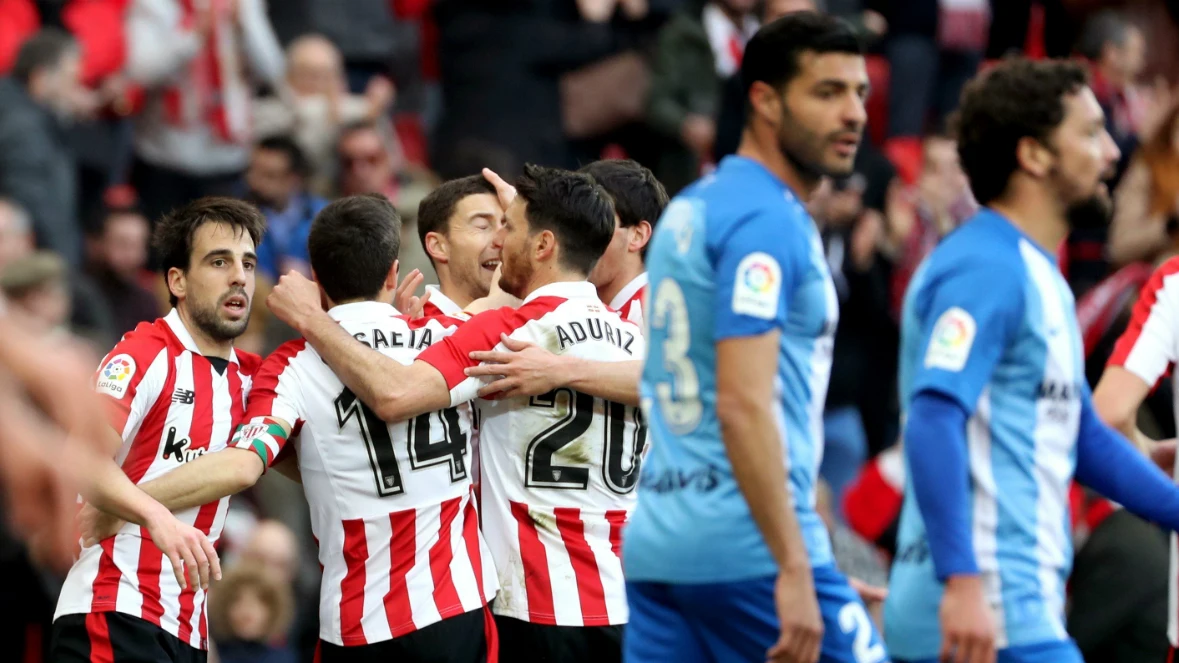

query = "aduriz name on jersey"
[[556, 317, 638, 355], [352, 326, 437, 350]]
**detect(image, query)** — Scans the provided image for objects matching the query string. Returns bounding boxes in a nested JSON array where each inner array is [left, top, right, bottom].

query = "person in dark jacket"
[[0, 29, 84, 265]]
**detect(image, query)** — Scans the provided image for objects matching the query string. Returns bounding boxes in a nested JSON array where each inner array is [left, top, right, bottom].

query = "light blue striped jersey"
[[623, 156, 839, 583], [885, 209, 1083, 659]]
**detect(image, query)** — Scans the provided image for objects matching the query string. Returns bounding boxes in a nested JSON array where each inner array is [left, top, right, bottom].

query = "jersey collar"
[[609, 272, 648, 310], [328, 300, 399, 322], [164, 308, 240, 364], [424, 285, 465, 316], [523, 280, 599, 304]]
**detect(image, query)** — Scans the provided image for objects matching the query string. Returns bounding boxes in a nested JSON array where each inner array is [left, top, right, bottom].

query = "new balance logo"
[[172, 388, 195, 404]]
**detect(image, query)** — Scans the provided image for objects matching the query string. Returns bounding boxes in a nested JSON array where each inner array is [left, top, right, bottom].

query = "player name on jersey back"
[[418, 281, 648, 627], [233, 302, 497, 647]]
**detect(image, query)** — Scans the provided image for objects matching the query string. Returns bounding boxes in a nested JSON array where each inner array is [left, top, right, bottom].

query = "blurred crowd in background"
[[5, 0, 1179, 661]]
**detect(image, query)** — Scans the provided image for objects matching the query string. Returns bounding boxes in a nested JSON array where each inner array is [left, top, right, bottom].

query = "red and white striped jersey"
[[609, 272, 647, 328], [1106, 256, 1179, 646], [230, 301, 496, 647], [55, 310, 260, 650], [418, 281, 648, 627], [422, 285, 470, 320]]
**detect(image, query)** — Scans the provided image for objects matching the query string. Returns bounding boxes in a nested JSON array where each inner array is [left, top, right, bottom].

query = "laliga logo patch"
[[924, 307, 977, 372], [96, 354, 136, 399], [732, 252, 782, 320]]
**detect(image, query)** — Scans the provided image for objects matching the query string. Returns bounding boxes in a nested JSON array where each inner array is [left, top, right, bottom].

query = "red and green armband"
[[230, 417, 289, 470]]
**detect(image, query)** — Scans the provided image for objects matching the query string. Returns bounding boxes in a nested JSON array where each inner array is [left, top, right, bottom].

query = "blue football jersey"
[[623, 156, 839, 583], [885, 209, 1084, 659]]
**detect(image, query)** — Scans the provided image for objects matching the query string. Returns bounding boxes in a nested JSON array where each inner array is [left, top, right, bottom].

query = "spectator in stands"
[[0, 198, 33, 271], [84, 201, 159, 337], [0, 29, 85, 264], [647, 0, 759, 194], [887, 132, 975, 315], [876, 0, 988, 184], [1076, 10, 1147, 175], [209, 561, 297, 663], [236, 520, 319, 657], [253, 35, 395, 197], [335, 121, 436, 281], [247, 137, 326, 283], [1, 251, 71, 337], [124, 0, 284, 228]]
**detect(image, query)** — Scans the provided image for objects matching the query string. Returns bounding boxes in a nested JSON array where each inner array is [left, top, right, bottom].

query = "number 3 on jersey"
[[335, 388, 467, 497], [650, 278, 702, 434]]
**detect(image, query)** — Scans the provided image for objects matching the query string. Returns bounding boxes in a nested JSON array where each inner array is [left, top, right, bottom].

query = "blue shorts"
[[625, 565, 888, 663], [894, 639, 1083, 663]]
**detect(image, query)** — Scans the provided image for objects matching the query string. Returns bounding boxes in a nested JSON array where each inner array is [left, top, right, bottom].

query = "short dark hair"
[[578, 160, 668, 229], [308, 194, 401, 303], [13, 29, 77, 86], [741, 12, 862, 101], [954, 58, 1089, 205], [514, 164, 615, 276], [416, 175, 498, 265], [1076, 10, 1134, 61], [153, 198, 266, 307], [256, 135, 310, 179]]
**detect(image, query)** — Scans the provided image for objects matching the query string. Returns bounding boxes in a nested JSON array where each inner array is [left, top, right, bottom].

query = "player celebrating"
[[79, 195, 498, 663], [52, 198, 266, 663], [886, 58, 1179, 663], [459, 159, 668, 399], [415, 175, 505, 317], [623, 12, 881, 663], [268, 165, 645, 662]]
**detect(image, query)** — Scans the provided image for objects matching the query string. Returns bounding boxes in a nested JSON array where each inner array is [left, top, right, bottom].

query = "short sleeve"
[[909, 258, 1025, 414], [712, 211, 808, 341], [94, 332, 169, 440], [236, 341, 306, 466], [1107, 260, 1179, 388]]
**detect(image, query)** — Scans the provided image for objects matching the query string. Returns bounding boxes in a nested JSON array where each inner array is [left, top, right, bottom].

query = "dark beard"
[[189, 295, 249, 342], [777, 104, 856, 183], [1065, 193, 1113, 230]]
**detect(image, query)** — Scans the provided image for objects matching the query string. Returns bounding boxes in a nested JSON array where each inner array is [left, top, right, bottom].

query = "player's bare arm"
[[268, 271, 452, 422], [717, 331, 823, 663], [464, 334, 642, 405], [1093, 365, 1177, 471]]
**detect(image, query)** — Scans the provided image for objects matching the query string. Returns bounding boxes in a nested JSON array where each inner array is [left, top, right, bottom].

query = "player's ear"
[[424, 231, 448, 264], [166, 267, 186, 304], [628, 221, 653, 254], [534, 229, 557, 262], [749, 81, 782, 126], [384, 259, 399, 293], [1016, 136, 1053, 179]]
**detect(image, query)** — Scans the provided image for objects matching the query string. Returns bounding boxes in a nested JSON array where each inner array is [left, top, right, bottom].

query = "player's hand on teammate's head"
[[77, 502, 126, 548], [142, 506, 222, 591], [465, 334, 564, 399], [268, 270, 326, 333], [769, 567, 824, 663], [939, 574, 996, 663], [393, 264, 430, 319], [482, 168, 517, 211]]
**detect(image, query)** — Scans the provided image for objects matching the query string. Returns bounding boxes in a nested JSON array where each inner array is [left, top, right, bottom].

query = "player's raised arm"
[[268, 270, 452, 421]]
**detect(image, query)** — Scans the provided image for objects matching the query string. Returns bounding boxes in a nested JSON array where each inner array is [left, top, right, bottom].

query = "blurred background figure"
[[125, 0, 285, 229], [247, 136, 326, 283], [209, 562, 297, 663], [1076, 9, 1149, 176], [0, 29, 85, 264], [0, 251, 71, 337], [253, 35, 396, 197], [83, 191, 159, 337]]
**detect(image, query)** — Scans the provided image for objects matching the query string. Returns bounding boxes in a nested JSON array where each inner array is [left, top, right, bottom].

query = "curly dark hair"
[[153, 197, 267, 307], [954, 58, 1089, 205], [514, 164, 615, 276]]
